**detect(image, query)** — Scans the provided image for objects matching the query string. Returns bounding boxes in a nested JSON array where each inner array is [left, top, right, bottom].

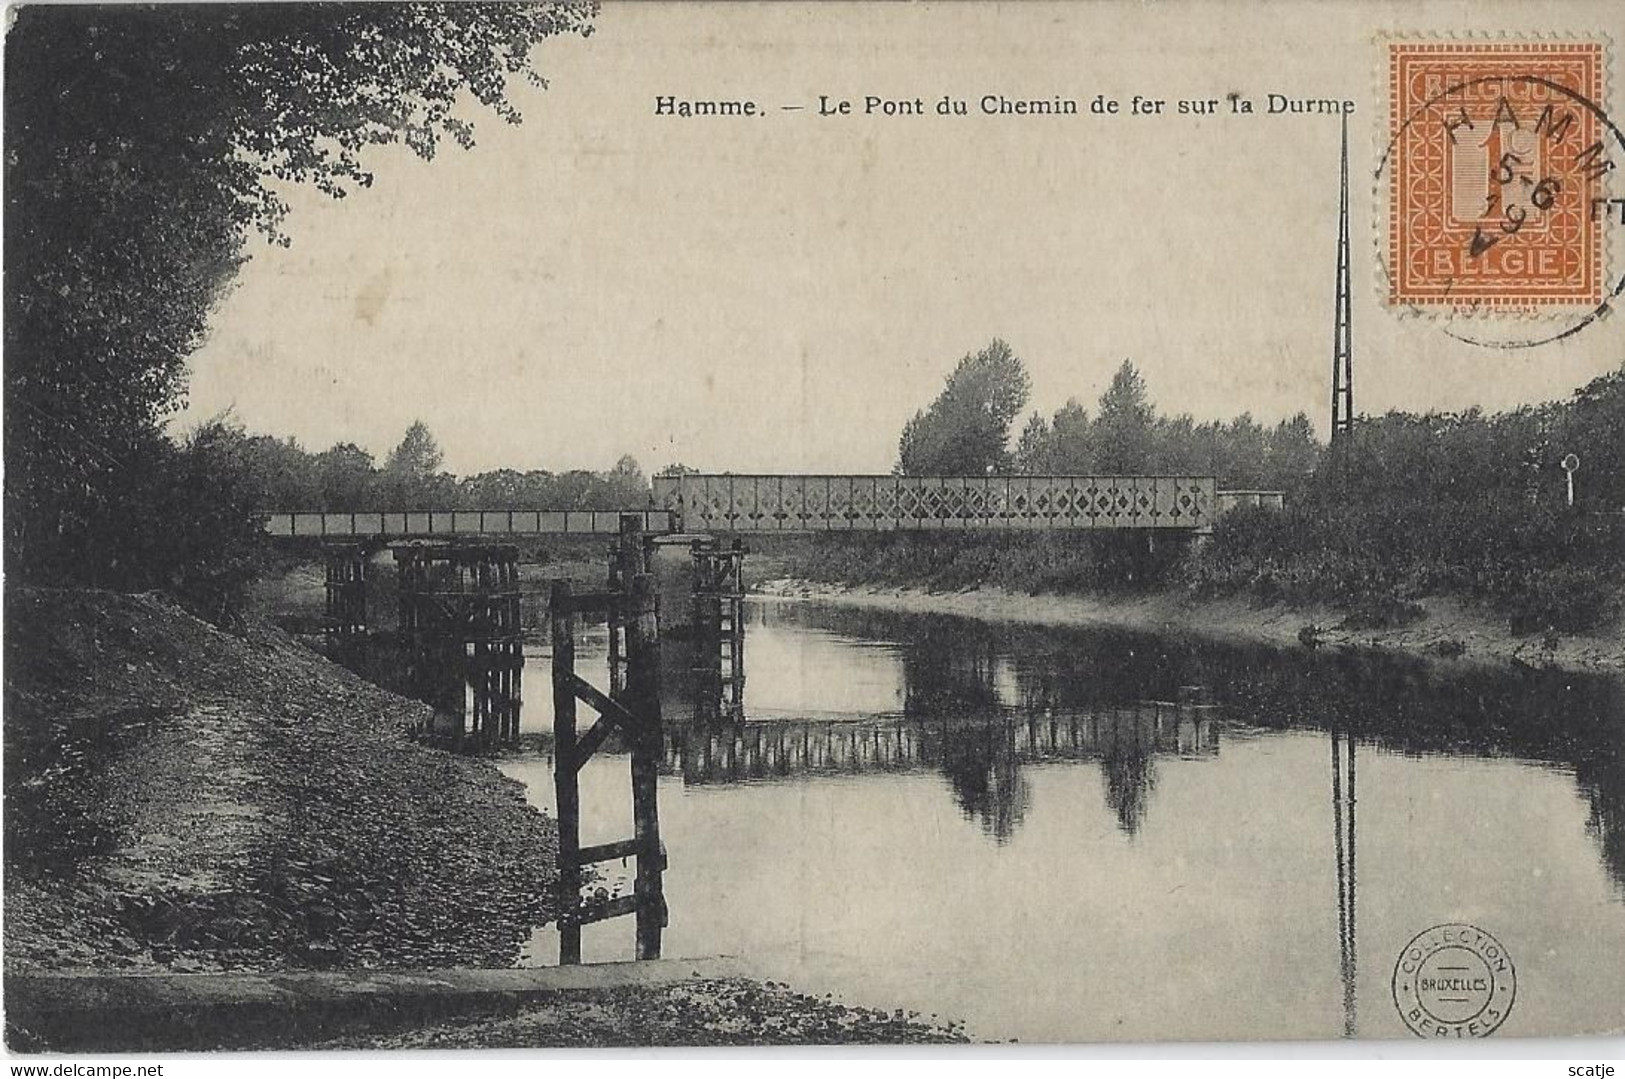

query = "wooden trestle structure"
[[690, 537, 747, 723], [319, 515, 752, 961], [322, 545, 368, 638], [394, 544, 523, 750], [551, 515, 668, 963]]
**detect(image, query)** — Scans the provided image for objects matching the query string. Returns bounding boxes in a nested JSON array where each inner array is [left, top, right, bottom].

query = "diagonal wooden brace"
[[569, 674, 643, 769]]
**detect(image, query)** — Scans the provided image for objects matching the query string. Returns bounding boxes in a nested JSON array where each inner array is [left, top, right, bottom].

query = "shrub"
[[1499, 563, 1624, 636]]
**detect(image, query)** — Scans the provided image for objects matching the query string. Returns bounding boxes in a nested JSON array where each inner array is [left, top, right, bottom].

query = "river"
[[490, 598, 1625, 1043]]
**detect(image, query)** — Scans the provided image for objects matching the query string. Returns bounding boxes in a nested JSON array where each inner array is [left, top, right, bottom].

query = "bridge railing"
[[259, 509, 673, 539], [261, 480, 1283, 539], [652, 474, 1221, 532], [1215, 489, 1286, 514]]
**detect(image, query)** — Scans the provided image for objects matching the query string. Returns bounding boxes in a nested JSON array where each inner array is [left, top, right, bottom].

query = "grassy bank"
[[751, 508, 1625, 671], [1194, 501, 1625, 637], [755, 579, 1624, 672]]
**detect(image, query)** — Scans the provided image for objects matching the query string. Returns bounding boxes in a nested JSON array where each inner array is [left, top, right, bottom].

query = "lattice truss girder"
[[653, 475, 1216, 532]]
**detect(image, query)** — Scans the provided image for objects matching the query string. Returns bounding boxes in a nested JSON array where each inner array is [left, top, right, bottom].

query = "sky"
[[175, 1, 1625, 476]]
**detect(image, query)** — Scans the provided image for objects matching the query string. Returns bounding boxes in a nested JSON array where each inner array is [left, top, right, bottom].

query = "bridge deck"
[[261, 509, 672, 539], [262, 475, 1266, 539]]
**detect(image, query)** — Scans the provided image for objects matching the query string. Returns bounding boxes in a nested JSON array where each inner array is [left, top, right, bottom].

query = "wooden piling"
[[626, 572, 667, 960], [394, 544, 522, 751], [608, 515, 647, 695], [549, 522, 667, 964], [724, 539, 745, 717], [550, 579, 582, 965], [323, 545, 367, 638], [688, 537, 747, 723]]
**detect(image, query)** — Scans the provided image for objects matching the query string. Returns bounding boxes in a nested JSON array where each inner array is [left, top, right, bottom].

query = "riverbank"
[[297, 977, 966, 1049], [3, 586, 963, 1047], [3, 586, 560, 976], [754, 578, 1625, 673], [8, 962, 966, 1050]]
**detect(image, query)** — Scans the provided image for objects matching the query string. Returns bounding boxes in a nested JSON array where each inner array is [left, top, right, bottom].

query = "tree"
[[1096, 361, 1153, 426], [1091, 361, 1155, 473], [1220, 413, 1268, 488], [897, 338, 1031, 475], [604, 454, 649, 503], [315, 442, 378, 511], [1264, 413, 1320, 490], [235, 433, 322, 508], [381, 420, 447, 508], [1013, 414, 1055, 473], [1556, 366, 1625, 509], [4, 3, 598, 579], [385, 421, 445, 478], [1048, 399, 1095, 473]]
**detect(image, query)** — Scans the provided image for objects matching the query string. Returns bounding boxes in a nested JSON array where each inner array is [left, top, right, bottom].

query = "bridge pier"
[[689, 537, 746, 723], [552, 515, 669, 964], [606, 515, 655, 695], [322, 545, 368, 638], [394, 544, 523, 752]]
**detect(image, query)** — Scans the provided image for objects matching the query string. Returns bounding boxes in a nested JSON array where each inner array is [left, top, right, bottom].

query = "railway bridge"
[[264, 475, 1284, 699], [260, 473, 1283, 540]]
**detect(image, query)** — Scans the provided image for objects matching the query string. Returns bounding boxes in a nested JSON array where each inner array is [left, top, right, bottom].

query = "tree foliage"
[[897, 339, 1031, 475], [385, 420, 446, 478], [885, 350, 1623, 632], [217, 418, 650, 512], [4, 2, 597, 583], [1193, 368, 1625, 634], [1008, 361, 1322, 489]]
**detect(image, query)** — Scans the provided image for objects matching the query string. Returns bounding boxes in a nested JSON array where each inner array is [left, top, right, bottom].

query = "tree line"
[[229, 419, 656, 512], [4, 4, 598, 612], [896, 340, 1321, 490], [880, 338, 1623, 634], [895, 337, 1621, 512]]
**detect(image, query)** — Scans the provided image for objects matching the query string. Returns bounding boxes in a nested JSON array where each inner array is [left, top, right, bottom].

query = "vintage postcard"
[[3, 0, 1623, 1056]]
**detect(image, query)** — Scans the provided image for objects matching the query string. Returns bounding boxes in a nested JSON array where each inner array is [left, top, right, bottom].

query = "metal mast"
[[1330, 111, 1355, 449]]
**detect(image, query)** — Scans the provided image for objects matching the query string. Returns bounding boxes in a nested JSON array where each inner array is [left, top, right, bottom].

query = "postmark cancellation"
[[1384, 39, 1614, 317]]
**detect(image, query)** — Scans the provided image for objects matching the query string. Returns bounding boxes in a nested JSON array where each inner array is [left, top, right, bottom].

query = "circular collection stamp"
[[1391, 923, 1517, 1037]]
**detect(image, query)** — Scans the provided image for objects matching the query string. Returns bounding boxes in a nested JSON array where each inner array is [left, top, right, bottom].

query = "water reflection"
[[1588, 777, 1625, 898], [652, 606, 1233, 842], [938, 718, 1029, 842], [1100, 716, 1156, 837], [709, 603, 1621, 1040], [336, 589, 1625, 1040], [512, 599, 1623, 889], [743, 602, 1625, 894], [348, 595, 1625, 899], [663, 706, 1217, 843], [1331, 727, 1357, 1037]]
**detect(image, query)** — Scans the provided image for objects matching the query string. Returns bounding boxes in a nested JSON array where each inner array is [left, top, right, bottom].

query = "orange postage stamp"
[[1386, 40, 1611, 315]]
